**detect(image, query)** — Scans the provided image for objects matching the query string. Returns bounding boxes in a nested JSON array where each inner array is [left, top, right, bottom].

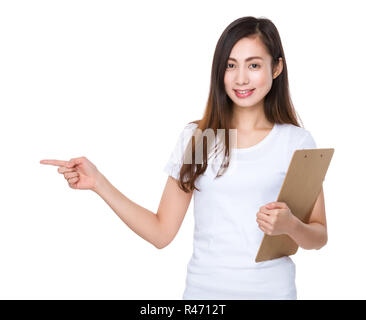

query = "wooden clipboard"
[[255, 148, 335, 263]]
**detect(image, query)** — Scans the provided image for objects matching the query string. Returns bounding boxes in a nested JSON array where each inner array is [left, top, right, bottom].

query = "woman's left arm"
[[287, 185, 328, 250], [256, 186, 328, 250]]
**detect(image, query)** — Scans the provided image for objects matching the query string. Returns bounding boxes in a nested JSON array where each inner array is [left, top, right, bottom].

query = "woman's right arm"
[[40, 157, 193, 249], [94, 173, 193, 249]]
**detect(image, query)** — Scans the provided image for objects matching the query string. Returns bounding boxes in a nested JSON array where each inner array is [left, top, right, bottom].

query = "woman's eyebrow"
[[228, 56, 263, 62]]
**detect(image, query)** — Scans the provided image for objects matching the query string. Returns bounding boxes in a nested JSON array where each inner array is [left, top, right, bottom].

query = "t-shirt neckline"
[[231, 122, 278, 153]]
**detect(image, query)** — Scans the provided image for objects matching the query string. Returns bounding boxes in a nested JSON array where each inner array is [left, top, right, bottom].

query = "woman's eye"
[[226, 63, 260, 69]]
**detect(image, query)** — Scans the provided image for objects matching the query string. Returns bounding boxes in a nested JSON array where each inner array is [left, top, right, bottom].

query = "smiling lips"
[[234, 88, 255, 98]]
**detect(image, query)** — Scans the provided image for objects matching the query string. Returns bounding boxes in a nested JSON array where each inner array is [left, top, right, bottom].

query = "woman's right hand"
[[40, 156, 102, 191]]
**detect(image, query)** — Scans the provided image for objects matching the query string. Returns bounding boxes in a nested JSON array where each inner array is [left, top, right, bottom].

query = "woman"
[[40, 16, 327, 300]]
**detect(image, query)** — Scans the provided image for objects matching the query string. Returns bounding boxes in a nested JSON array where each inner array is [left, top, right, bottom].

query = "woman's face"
[[224, 36, 282, 110]]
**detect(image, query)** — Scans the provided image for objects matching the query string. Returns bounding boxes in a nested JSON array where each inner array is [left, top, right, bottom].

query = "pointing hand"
[[40, 156, 102, 191]]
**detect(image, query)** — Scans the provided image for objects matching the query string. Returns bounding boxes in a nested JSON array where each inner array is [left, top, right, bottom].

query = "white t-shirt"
[[163, 121, 317, 300]]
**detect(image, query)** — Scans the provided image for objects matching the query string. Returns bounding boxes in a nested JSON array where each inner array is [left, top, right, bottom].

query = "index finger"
[[40, 159, 69, 167]]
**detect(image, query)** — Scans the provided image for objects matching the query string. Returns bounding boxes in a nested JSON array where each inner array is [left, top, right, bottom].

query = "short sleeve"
[[297, 131, 317, 149], [163, 122, 198, 180]]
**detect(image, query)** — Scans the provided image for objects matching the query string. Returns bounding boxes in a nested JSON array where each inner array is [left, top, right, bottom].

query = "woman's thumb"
[[67, 157, 83, 168], [66, 161, 74, 168]]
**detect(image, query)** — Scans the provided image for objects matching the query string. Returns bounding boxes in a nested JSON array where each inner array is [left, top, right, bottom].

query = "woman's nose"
[[235, 67, 249, 85]]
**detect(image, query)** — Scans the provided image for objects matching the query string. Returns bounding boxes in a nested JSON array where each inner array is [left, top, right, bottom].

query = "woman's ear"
[[273, 57, 283, 79]]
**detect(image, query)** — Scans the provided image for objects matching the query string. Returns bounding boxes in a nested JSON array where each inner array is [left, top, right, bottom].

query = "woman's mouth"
[[234, 88, 255, 98]]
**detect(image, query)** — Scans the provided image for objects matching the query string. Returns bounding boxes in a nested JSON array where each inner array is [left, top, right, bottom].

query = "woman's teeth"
[[234, 88, 255, 98]]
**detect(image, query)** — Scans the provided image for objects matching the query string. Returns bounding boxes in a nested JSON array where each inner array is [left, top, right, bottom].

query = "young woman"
[[40, 16, 327, 300]]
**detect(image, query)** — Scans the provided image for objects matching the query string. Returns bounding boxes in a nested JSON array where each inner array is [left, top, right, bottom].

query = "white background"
[[0, 0, 365, 299]]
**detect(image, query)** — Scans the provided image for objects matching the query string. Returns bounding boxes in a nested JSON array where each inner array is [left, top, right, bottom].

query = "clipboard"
[[255, 148, 335, 263]]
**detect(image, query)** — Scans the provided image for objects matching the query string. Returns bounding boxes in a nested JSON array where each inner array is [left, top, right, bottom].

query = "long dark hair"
[[177, 16, 303, 193]]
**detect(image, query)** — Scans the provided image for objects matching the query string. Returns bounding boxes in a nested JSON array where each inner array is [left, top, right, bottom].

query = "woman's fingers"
[[258, 223, 268, 234], [64, 172, 79, 180], [257, 212, 272, 224], [66, 172, 80, 187], [257, 218, 272, 235], [40, 159, 69, 167], [58, 166, 76, 174], [40, 158, 84, 189], [67, 176, 79, 184]]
